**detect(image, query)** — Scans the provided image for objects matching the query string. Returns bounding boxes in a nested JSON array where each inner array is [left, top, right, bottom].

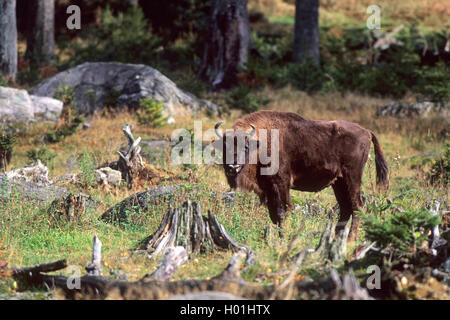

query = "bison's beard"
[[224, 165, 244, 189]]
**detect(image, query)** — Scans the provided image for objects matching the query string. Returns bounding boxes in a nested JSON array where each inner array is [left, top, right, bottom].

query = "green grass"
[[269, 16, 295, 24]]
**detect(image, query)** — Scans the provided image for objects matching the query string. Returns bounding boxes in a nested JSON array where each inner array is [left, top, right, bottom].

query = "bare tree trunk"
[[0, 0, 17, 81], [198, 0, 251, 90], [293, 0, 320, 65], [26, 0, 55, 67]]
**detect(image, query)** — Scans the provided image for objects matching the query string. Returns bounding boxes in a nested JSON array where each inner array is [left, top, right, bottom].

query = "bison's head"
[[214, 121, 257, 188]]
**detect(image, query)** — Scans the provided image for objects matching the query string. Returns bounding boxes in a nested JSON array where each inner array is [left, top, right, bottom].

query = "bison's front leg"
[[264, 183, 291, 238]]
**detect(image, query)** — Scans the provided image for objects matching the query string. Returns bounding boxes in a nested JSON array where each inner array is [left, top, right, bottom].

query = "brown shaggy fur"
[[217, 110, 388, 241]]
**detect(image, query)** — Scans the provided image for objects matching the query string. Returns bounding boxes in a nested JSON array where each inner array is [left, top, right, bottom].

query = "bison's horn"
[[215, 121, 224, 139], [248, 124, 256, 137]]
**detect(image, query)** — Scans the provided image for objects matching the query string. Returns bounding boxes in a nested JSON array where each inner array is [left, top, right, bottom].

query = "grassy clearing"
[[0, 88, 447, 298]]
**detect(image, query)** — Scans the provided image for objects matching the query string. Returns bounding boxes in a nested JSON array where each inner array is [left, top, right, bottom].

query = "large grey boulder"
[[0, 86, 63, 123], [0, 86, 34, 123], [30, 62, 218, 116], [30, 95, 63, 122]]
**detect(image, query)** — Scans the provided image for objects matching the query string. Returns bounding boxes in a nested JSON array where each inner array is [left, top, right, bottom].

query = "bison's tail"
[[370, 132, 389, 188]]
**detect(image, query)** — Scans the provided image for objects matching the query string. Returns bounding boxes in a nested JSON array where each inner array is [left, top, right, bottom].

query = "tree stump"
[[48, 192, 99, 223], [311, 211, 350, 263], [142, 200, 255, 266]]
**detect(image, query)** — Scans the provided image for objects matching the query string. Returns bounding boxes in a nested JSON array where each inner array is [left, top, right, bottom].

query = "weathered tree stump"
[[48, 192, 99, 223], [142, 200, 255, 266], [101, 123, 144, 189], [312, 211, 350, 263]]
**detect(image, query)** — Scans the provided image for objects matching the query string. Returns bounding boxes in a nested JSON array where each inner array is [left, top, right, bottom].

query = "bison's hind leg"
[[332, 177, 363, 242]]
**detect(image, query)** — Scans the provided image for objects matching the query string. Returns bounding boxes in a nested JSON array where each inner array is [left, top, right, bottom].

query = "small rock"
[[167, 117, 175, 124], [0, 87, 63, 123], [5, 160, 51, 186], [95, 167, 122, 188]]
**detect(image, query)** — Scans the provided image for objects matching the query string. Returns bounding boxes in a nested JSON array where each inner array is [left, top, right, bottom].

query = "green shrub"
[[0, 127, 14, 170], [414, 62, 450, 102], [45, 86, 84, 143], [61, 5, 162, 68], [362, 207, 441, 255], [78, 152, 96, 188], [45, 115, 84, 143], [136, 98, 165, 128], [226, 86, 269, 114], [16, 67, 40, 86], [54, 86, 75, 106], [428, 140, 450, 185], [26, 146, 56, 166], [174, 70, 207, 98]]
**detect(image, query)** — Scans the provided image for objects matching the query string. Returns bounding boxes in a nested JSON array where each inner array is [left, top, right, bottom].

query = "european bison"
[[215, 110, 388, 241]]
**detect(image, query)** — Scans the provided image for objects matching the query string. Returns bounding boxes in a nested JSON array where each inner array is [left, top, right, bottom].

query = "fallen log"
[[8, 235, 373, 300]]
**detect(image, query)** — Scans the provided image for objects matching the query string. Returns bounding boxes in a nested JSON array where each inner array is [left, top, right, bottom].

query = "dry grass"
[[248, 0, 450, 30]]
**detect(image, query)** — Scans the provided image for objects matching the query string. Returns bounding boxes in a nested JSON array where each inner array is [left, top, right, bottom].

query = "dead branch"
[[270, 249, 309, 300], [214, 249, 247, 283], [85, 235, 102, 276], [13, 259, 67, 277], [330, 269, 374, 300], [427, 200, 442, 249], [142, 246, 188, 282], [373, 24, 404, 50], [102, 123, 144, 189]]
